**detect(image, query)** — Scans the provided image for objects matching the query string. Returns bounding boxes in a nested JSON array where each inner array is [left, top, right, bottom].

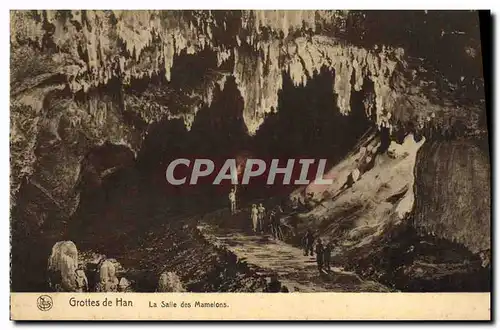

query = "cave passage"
[[70, 61, 373, 245], [9, 37, 489, 295]]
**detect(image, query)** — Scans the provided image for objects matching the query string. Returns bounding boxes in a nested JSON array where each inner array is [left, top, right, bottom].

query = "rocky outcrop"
[[290, 133, 425, 243], [291, 134, 490, 291], [157, 272, 186, 292], [11, 89, 141, 236]]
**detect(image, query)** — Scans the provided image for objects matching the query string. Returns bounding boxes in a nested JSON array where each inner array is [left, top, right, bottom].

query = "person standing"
[[228, 188, 236, 215], [315, 239, 324, 273], [302, 229, 315, 256], [269, 209, 278, 239], [270, 205, 283, 240], [251, 204, 259, 233], [323, 241, 333, 272], [258, 203, 266, 233]]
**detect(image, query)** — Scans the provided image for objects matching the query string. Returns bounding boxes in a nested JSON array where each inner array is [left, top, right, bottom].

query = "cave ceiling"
[[10, 10, 486, 203]]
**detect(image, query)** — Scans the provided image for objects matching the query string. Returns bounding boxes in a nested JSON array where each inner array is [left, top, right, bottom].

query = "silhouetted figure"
[[280, 285, 290, 293], [270, 205, 283, 240], [302, 229, 315, 256], [323, 241, 333, 272], [258, 203, 266, 233], [315, 239, 324, 272], [340, 163, 361, 193]]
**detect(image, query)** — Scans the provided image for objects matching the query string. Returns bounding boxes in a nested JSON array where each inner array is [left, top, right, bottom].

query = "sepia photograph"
[[8, 9, 491, 320]]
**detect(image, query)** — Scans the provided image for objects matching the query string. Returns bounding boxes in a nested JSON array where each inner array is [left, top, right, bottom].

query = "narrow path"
[[197, 209, 391, 292]]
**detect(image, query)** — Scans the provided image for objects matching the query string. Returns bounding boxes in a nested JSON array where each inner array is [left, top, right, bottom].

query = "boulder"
[[118, 277, 134, 292], [157, 272, 186, 292]]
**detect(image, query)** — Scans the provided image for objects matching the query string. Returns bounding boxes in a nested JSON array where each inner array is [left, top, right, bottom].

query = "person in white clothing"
[[229, 188, 237, 214], [251, 204, 259, 233]]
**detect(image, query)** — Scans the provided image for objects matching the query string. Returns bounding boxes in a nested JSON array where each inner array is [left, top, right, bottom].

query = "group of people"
[[251, 203, 284, 240], [250, 203, 266, 233], [228, 187, 286, 240], [229, 188, 335, 269], [302, 229, 334, 273]]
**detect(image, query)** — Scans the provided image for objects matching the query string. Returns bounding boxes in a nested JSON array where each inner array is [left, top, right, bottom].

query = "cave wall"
[[412, 138, 490, 253], [11, 84, 143, 234]]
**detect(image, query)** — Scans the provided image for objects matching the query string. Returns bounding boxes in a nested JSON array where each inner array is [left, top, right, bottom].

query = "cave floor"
[[197, 209, 391, 293]]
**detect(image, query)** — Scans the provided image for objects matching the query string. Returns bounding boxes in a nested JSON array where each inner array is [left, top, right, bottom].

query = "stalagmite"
[[47, 241, 79, 292], [157, 272, 186, 292], [96, 260, 119, 292]]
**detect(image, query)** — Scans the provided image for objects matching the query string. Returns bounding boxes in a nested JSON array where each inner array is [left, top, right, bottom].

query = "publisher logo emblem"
[[37, 295, 53, 311]]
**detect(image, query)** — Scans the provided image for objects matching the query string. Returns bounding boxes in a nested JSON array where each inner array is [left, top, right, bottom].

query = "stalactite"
[[12, 10, 445, 136], [232, 35, 405, 133], [10, 11, 45, 47], [242, 10, 349, 41], [217, 48, 231, 67], [11, 9, 478, 192], [233, 41, 284, 134], [251, 10, 316, 38]]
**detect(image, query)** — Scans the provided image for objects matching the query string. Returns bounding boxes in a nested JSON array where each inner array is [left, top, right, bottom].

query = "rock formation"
[[96, 259, 119, 292], [47, 240, 79, 291], [157, 272, 186, 292], [413, 139, 490, 254]]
